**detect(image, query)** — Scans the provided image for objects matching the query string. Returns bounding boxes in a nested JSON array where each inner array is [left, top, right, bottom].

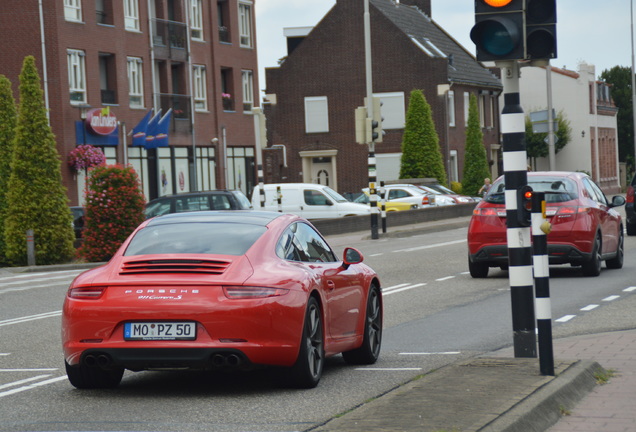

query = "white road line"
[[0, 311, 61, 327], [435, 276, 455, 282], [0, 369, 58, 372], [602, 295, 620, 302], [556, 315, 576, 323], [0, 273, 80, 287], [383, 283, 427, 296], [392, 239, 466, 253], [399, 352, 461, 355], [0, 270, 82, 281], [370, 253, 384, 257], [0, 353, 10, 357], [580, 304, 599, 311], [0, 375, 52, 391], [0, 376, 67, 398], [624, 286, 636, 292], [355, 368, 422, 371], [382, 283, 410, 291]]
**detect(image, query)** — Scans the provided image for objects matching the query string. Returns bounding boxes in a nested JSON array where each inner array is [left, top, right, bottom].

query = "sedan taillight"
[[627, 186, 635, 204], [422, 195, 429, 206], [68, 286, 106, 299], [223, 286, 289, 299]]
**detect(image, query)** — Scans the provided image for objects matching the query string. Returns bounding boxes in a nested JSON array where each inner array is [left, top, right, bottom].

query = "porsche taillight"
[[68, 286, 106, 299], [223, 286, 289, 299]]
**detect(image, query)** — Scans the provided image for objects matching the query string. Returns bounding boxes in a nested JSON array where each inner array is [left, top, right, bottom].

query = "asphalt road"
[[1, 223, 636, 431]]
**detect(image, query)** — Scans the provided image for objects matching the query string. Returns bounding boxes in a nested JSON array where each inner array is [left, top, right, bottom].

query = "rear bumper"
[[470, 244, 592, 266]]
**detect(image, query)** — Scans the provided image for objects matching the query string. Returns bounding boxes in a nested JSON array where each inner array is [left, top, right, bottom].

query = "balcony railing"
[[219, 26, 230, 43], [151, 19, 188, 61], [101, 89, 116, 105], [159, 93, 192, 132]]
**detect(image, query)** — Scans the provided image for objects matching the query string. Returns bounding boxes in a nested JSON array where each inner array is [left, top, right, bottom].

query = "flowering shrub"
[[222, 93, 232, 99], [78, 164, 146, 262], [68, 145, 106, 173]]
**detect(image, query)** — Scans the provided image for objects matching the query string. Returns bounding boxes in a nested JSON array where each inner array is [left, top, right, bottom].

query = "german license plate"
[[124, 322, 196, 341]]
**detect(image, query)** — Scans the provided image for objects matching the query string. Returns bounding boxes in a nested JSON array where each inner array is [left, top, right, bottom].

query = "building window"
[[217, 1, 230, 42], [447, 90, 455, 127], [99, 53, 117, 104], [67, 49, 86, 104], [127, 57, 144, 108], [241, 70, 253, 112], [124, 0, 140, 31], [193, 65, 207, 111], [304, 96, 329, 134], [64, 0, 82, 22], [96, 0, 114, 25], [190, 0, 203, 40], [479, 93, 486, 128], [464, 92, 470, 127], [238, 1, 253, 48]]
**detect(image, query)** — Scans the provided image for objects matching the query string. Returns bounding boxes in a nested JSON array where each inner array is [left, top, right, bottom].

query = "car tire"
[[64, 360, 123, 389], [289, 297, 324, 389], [343, 284, 382, 365], [582, 234, 602, 277], [468, 257, 489, 278], [606, 229, 624, 269], [627, 223, 636, 236]]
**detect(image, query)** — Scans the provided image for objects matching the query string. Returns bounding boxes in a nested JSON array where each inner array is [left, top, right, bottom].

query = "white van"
[[251, 183, 370, 219]]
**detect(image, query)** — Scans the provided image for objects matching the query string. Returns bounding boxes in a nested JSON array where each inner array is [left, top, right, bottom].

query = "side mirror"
[[610, 195, 626, 208], [342, 247, 363, 269]]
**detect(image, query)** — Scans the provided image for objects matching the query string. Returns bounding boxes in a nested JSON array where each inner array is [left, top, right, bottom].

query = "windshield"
[[322, 187, 348, 203], [231, 191, 253, 209], [124, 222, 266, 256], [486, 176, 579, 204]]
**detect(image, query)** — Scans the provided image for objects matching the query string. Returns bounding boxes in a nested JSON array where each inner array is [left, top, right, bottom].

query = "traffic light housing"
[[525, 0, 557, 60], [517, 185, 533, 227], [471, 0, 524, 62], [355, 106, 368, 144], [371, 97, 383, 143]]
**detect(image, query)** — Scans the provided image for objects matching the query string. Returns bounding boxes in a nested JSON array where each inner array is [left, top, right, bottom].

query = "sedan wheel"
[[582, 234, 602, 277], [343, 285, 382, 365], [65, 360, 123, 389], [289, 297, 324, 388], [606, 230, 624, 269], [468, 257, 489, 278]]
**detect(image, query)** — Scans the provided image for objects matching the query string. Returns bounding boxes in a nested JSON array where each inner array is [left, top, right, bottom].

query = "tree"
[[525, 110, 572, 166], [0, 75, 17, 266], [4, 56, 75, 266], [399, 89, 447, 185], [600, 66, 633, 171], [462, 93, 491, 197], [79, 165, 146, 262]]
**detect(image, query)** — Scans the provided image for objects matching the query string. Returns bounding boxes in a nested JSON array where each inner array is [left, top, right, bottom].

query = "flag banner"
[[143, 109, 162, 150], [130, 109, 153, 146], [153, 109, 173, 148]]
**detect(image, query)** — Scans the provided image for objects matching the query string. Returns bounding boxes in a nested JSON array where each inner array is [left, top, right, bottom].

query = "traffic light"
[[355, 106, 368, 144], [371, 97, 383, 143], [517, 185, 533, 227], [470, 0, 524, 62], [525, 0, 557, 60]]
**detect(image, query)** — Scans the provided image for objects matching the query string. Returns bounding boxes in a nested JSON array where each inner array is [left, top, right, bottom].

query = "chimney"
[[398, 0, 431, 17]]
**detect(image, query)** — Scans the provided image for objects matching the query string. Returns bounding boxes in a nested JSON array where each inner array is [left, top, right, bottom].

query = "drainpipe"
[[38, 0, 50, 123]]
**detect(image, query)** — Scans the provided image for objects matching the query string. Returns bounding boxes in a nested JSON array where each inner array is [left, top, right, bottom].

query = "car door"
[[584, 178, 619, 254], [301, 188, 335, 219]]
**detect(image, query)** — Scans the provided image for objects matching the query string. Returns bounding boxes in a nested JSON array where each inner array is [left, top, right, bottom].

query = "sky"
[[255, 0, 634, 93]]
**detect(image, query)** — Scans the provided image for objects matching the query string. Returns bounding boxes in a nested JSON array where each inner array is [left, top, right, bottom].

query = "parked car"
[[353, 192, 418, 211], [62, 211, 382, 389], [423, 184, 478, 204], [69, 206, 84, 239], [145, 190, 252, 219], [467, 171, 625, 278], [364, 184, 435, 208], [251, 183, 370, 219], [415, 185, 458, 206], [626, 172, 636, 235]]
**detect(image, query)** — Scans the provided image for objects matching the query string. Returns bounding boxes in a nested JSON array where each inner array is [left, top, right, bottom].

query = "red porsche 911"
[[62, 211, 382, 389], [467, 171, 625, 278]]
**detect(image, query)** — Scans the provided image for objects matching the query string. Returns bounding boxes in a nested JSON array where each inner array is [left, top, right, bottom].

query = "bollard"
[[26, 229, 36, 266]]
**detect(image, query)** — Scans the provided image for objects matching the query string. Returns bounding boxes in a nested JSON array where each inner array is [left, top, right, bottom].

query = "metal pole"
[[380, 181, 386, 233], [497, 60, 537, 358], [631, 0, 636, 175], [26, 229, 35, 267], [532, 191, 554, 376], [364, 0, 379, 240], [546, 64, 556, 171], [253, 108, 265, 208]]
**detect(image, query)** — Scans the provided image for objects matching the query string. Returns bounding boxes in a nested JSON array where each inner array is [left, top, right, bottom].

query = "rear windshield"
[[486, 176, 579, 204], [124, 222, 266, 256]]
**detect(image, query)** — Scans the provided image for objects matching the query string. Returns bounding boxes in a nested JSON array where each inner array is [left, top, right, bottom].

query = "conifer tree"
[[4, 56, 75, 265], [462, 93, 491, 197], [399, 89, 447, 185], [0, 75, 17, 266]]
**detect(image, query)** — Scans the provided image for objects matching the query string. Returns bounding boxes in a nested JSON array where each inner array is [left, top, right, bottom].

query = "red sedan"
[[467, 171, 625, 278], [62, 211, 382, 389]]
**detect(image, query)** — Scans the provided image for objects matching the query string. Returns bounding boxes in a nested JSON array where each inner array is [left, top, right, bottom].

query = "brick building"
[[263, 0, 502, 195], [0, 0, 260, 204]]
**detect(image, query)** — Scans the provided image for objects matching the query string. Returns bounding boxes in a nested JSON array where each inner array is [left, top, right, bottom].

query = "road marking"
[[0, 375, 52, 391], [624, 286, 636, 292], [580, 304, 599, 311], [602, 295, 620, 302], [355, 368, 422, 371], [0, 376, 67, 398], [392, 239, 466, 253], [436, 276, 455, 282], [556, 315, 576, 323], [0, 353, 10, 357], [0, 311, 61, 327], [370, 253, 384, 257], [383, 283, 427, 296], [399, 352, 461, 355], [0, 270, 82, 281], [0, 369, 58, 372]]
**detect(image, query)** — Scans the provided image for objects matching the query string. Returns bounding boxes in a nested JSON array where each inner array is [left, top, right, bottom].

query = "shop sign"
[[86, 107, 118, 136]]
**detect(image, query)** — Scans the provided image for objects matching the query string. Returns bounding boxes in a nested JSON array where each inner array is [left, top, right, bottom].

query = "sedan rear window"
[[486, 176, 579, 204], [124, 222, 266, 256]]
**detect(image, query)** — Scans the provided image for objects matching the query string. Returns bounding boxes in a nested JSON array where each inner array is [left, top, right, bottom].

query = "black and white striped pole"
[[253, 108, 266, 209], [532, 191, 554, 375], [499, 60, 537, 358], [380, 181, 387, 233]]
